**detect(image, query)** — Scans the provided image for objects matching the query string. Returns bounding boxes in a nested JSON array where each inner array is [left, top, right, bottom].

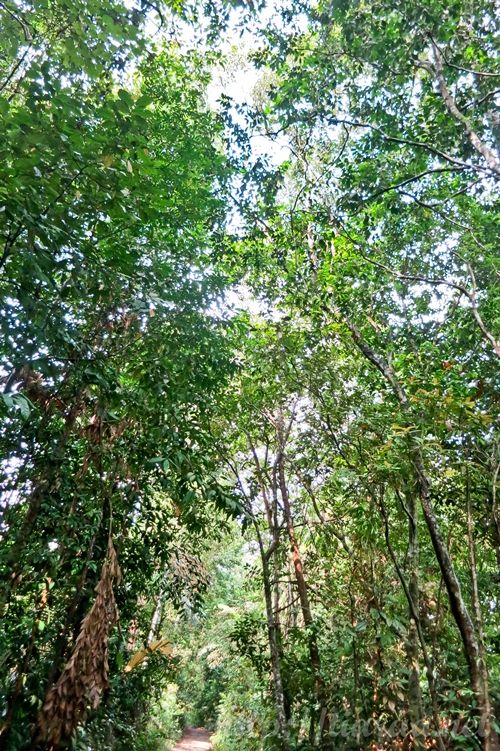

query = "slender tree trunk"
[[378, 490, 445, 751], [275, 420, 332, 750], [247, 439, 290, 747], [349, 585, 362, 748], [491, 461, 500, 570], [148, 592, 164, 643], [405, 489, 425, 751], [430, 40, 500, 178], [255, 523, 290, 750], [270, 515, 291, 721], [466, 468, 497, 750], [413, 451, 494, 751], [344, 316, 495, 751]]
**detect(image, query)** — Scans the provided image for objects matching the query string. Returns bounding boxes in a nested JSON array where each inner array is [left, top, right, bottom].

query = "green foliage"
[[211, 663, 271, 751], [1, 0, 498, 749], [0, 1, 238, 747]]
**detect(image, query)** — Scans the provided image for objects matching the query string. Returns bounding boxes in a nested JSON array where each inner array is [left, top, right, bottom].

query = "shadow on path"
[[171, 727, 212, 750]]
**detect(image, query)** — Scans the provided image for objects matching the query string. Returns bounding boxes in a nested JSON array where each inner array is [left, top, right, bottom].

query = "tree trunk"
[[255, 523, 290, 750], [466, 467, 497, 751], [405, 490, 425, 751], [247, 438, 290, 748], [276, 418, 332, 750], [491, 461, 500, 571], [349, 585, 362, 748], [344, 316, 495, 751], [148, 592, 164, 643], [378, 489, 446, 751]]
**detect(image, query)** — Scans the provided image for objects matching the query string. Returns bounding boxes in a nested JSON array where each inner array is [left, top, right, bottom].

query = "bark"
[[148, 592, 164, 643], [466, 468, 497, 751], [275, 416, 332, 750], [430, 530, 453, 677], [404, 489, 425, 751], [349, 586, 362, 749], [247, 439, 290, 747], [343, 315, 495, 751], [255, 523, 291, 750], [429, 40, 500, 177], [378, 490, 445, 751], [492, 461, 500, 570]]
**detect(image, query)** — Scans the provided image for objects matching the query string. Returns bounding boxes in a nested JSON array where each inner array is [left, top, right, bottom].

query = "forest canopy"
[[0, 1, 498, 750]]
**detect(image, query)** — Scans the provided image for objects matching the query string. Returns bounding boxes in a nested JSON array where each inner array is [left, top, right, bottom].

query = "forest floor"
[[171, 727, 212, 750]]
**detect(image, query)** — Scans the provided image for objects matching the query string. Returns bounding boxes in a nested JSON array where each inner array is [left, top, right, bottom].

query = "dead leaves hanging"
[[123, 638, 173, 673], [37, 537, 122, 748]]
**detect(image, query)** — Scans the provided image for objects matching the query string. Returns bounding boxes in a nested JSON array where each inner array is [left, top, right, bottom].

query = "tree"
[[0, 2, 237, 746], [216, 1, 499, 746]]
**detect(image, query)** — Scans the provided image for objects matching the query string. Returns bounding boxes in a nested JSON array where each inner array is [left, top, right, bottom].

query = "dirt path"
[[171, 727, 212, 750]]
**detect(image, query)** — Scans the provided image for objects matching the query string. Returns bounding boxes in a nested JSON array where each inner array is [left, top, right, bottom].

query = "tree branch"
[[429, 39, 500, 177]]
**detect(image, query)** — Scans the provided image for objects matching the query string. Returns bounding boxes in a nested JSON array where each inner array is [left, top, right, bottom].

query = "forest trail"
[[171, 727, 212, 750]]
